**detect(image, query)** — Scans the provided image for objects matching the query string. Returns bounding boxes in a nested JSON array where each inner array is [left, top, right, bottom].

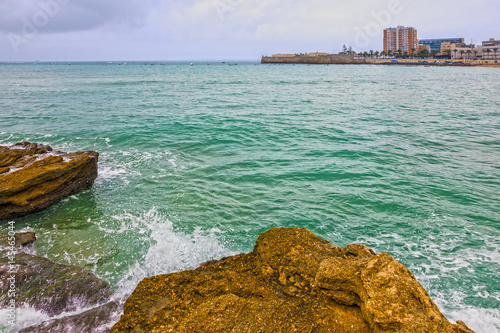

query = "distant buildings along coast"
[[263, 26, 499, 64], [382, 26, 499, 60]]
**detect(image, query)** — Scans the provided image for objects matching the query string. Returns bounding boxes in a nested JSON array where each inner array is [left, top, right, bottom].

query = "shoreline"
[[261, 55, 500, 67]]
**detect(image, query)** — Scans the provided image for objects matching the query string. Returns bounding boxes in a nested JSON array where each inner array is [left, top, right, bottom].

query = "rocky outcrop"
[[0, 232, 113, 316], [0, 142, 99, 220], [19, 301, 122, 333], [111, 227, 474, 333]]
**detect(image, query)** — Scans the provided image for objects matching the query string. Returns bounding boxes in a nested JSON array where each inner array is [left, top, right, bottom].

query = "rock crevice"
[[111, 227, 474, 333]]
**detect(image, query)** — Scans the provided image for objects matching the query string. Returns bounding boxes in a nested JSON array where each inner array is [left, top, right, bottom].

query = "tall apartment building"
[[383, 26, 418, 55]]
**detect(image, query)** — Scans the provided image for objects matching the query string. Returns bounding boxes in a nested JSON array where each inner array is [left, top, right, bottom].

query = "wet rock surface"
[[0, 142, 99, 220], [0, 232, 36, 248], [111, 227, 474, 333], [0, 232, 113, 317], [19, 301, 122, 333]]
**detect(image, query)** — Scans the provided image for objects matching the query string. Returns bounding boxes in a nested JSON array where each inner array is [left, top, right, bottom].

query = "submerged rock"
[[111, 227, 474, 333], [19, 300, 122, 333], [0, 232, 113, 317], [0, 142, 99, 220], [0, 231, 36, 248]]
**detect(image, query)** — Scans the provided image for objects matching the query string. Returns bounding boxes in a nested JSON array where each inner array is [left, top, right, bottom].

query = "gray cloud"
[[0, 0, 156, 33]]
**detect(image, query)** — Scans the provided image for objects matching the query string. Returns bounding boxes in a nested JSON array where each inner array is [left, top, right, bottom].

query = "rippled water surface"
[[1, 62, 499, 332]]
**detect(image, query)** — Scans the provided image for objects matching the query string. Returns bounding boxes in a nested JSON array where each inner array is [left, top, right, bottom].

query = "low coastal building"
[[448, 44, 482, 60], [482, 38, 500, 59], [482, 38, 500, 47], [419, 38, 464, 52], [418, 44, 431, 52]]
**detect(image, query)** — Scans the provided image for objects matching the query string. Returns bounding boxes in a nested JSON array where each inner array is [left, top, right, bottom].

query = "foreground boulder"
[[112, 227, 474, 333], [0, 232, 113, 316], [0, 142, 99, 220]]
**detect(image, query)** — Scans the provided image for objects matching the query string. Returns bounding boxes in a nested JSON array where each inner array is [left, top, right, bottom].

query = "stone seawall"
[[261, 54, 366, 64]]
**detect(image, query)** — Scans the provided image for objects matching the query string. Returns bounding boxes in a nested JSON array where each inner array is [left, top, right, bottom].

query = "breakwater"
[[261, 54, 366, 64]]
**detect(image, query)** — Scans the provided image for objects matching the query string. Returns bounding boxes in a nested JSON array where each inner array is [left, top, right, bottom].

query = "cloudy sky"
[[0, 0, 499, 61]]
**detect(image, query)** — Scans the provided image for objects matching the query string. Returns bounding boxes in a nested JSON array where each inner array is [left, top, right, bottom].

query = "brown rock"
[[0, 232, 36, 248], [111, 227, 474, 333], [0, 142, 99, 220]]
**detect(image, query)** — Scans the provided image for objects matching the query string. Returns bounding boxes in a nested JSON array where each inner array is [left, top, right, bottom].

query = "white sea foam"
[[95, 208, 234, 328], [433, 291, 500, 333], [0, 133, 14, 144], [96, 149, 180, 185], [3, 209, 232, 331], [0, 302, 122, 333], [97, 164, 129, 181], [0, 307, 51, 332], [112, 208, 234, 300]]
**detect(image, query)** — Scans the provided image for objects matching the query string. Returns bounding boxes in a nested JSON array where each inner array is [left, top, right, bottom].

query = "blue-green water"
[[1, 62, 499, 332]]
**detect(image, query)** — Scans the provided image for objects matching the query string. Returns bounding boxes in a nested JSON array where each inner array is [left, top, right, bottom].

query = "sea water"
[[0, 62, 499, 332]]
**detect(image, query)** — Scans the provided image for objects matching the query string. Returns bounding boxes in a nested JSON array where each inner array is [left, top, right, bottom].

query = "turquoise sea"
[[0, 62, 499, 332]]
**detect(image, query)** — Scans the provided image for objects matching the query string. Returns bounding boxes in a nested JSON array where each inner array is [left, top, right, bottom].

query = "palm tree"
[[473, 50, 478, 60], [411, 48, 416, 58], [374, 51, 380, 59], [485, 49, 491, 59], [460, 50, 465, 59], [493, 48, 499, 60], [369, 50, 374, 58], [445, 49, 452, 59], [396, 49, 402, 58], [423, 49, 430, 58], [388, 50, 393, 58], [403, 51, 409, 59], [453, 49, 458, 59], [381, 51, 387, 58], [466, 50, 472, 60]]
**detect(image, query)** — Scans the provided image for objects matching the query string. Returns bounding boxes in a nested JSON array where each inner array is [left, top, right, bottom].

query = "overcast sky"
[[1, 0, 499, 61]]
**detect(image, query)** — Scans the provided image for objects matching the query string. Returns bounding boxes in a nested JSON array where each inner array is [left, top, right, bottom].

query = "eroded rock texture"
[[111, 227, 474, 333], [0, 142, 98, 220]]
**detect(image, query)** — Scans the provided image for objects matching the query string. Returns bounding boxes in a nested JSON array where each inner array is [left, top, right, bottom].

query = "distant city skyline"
[[0, 0, 499, 61]]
